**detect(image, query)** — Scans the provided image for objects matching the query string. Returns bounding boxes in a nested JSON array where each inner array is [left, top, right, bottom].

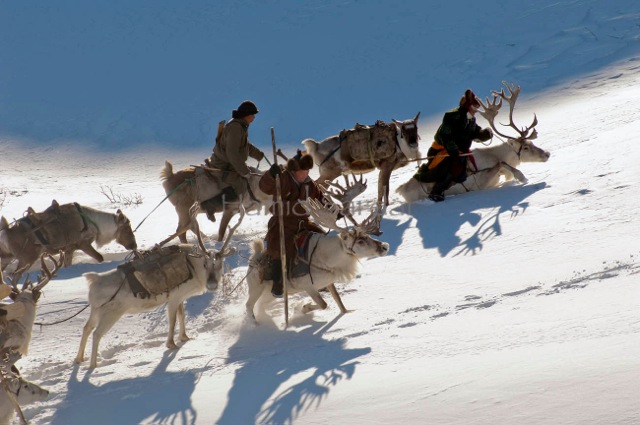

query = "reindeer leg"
[[89, 310, 124, 368], [177, 207, 192, 244], [327, 284, 349, 314], [377, 163, 394, 207], [165, 304, 180, 349], [177, 302, 190, 343], [75, 309, 99, 364], [500, 162, 528, 183], [63, 248, 74, 267], [217, 209, 235, 242], [302, 287, 328, 314], [79, 243, 104, 263], [245, 272, 266, 324]]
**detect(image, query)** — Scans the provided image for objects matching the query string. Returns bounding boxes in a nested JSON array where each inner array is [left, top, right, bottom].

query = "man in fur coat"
[[259, 151, 328, 297]]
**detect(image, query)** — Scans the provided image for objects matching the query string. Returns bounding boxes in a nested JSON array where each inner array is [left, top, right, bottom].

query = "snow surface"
[[0, 1, 639, 424]]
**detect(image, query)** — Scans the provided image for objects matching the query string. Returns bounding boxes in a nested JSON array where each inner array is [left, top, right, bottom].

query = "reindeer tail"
[[160, 160, 174, 182], [302, 138, 318, 156], [250, 239, 264, 257]]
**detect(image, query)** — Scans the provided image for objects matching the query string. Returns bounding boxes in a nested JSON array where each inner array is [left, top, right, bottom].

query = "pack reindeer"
[[397, 82, 550, 203], [0, 367, 49, 425], [0, 200, 137, 281], [75, 209, 243, 369], [304, 113, 421, 208], [161, 161, 272, 242], [0, 254, 63, 356], [245, 196, 389, 324], [0, 256, 60, 425]]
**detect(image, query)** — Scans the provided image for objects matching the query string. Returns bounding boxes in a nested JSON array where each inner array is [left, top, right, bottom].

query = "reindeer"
[[304, 113, 421, 208], [74, 210, 243, 368], [397, 82, 550, 203], [0, 200, 137, 281], [0, 369, 49, 425], [161, 161, 272, 242], [0, 255, 63, 356], [245, 197, 389, 324], [0, 257, 59, 425]]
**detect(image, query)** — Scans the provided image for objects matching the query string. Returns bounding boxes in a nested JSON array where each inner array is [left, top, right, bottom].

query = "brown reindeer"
[[0, 200, 137, 281], [160, 161, 272, 242], [303, 113, 421, 209]]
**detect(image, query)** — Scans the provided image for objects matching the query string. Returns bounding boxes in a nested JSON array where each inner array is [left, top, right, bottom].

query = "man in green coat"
[[201, 100, 266, 220]]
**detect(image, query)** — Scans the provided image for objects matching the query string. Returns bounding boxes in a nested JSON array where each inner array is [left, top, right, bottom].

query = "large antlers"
[[321, 174, 367, 226], [301, 196, 382, 236], [477, 81, 538, 141]]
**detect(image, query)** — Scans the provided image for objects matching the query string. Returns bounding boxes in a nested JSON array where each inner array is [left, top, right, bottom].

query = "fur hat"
[[232, 100, 259, 119], [459, 89, 480, 109], [287, 150, 314, 171]]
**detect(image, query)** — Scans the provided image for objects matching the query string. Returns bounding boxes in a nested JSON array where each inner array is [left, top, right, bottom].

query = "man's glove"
[[256, 150, 265, 161], [478, 127, 493, 141], [269, 164, 281, 177]]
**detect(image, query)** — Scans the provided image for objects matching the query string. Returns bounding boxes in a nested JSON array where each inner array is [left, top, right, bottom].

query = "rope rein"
[[133, 178, 193, 232]]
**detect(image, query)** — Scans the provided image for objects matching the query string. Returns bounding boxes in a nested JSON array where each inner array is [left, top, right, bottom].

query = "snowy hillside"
[[1, 1, 639, 425]]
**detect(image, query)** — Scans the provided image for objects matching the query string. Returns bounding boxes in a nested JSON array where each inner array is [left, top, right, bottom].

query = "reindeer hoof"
[[74, 356, 84, 364], [166, 341, 179, 350], [179, 335, 191, 343]]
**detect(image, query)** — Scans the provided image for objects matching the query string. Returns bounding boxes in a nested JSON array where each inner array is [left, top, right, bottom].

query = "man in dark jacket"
[[415, 89, 493, 202], [259, 151, 327, 297], [201, 100, 266, 220]]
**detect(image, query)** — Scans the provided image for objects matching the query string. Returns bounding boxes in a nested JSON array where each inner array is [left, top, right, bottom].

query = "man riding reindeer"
[[414, 89, 493, 202], [259, 151, 335, 298], [201, 100, 266, 221]]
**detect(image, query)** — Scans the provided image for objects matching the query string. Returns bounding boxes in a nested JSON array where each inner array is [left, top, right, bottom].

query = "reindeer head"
[[114, 209, 138, 251], [189, 202, 245, 291], [392, 112, 422, 162], [301, 198, 389, 259], [477, 81, 550, 163]]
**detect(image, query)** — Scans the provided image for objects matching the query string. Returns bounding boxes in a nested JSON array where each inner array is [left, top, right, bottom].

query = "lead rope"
[[133, 178, 193, 232]]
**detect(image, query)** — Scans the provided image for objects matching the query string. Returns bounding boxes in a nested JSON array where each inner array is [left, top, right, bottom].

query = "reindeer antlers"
[[218, 204, 245, 258], [477, 81, 538, 141]]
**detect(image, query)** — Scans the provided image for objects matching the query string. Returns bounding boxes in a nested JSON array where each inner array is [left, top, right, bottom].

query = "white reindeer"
[[75, 212, 242, 368], [0, 370, 49, 425], [0, 259, 58, 425], [0, 255, 62, 356], [397, 82, 550, 203], [245, 198, 389, 324]]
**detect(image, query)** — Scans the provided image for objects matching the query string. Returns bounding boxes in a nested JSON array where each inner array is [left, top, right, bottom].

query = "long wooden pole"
[[271, 128, 289, 328]]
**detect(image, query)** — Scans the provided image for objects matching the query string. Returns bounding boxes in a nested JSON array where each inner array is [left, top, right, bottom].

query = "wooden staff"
[[271, 127, 289, 328]]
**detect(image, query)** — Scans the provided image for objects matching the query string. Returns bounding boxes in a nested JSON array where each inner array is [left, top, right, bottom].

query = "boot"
[[271, 259, 283, 298], [201, 187, 238, 222]]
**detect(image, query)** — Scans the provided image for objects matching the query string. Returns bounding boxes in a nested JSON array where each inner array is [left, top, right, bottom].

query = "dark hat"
[[459, 89, 480, 109], [232, 100, 259, 119], [287, 150, 314, 171]]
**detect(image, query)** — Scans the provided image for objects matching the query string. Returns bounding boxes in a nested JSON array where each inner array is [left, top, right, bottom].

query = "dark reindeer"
[[0, 201, 137, 281], [161, 161, 272, 242], [304, 113, 421, 209]]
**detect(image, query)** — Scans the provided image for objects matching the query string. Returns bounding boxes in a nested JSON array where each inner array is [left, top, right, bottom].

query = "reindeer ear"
[[52, 199, 59, 207], [0, 283, 12, 300], [0, 216, 7, 228], [414, 111, 421, 122]]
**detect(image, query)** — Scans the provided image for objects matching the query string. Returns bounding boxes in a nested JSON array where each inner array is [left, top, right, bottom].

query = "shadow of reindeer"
[[386, 182, 547, 257], [50, 351, 202, 425], [216, 315, 371, 425]]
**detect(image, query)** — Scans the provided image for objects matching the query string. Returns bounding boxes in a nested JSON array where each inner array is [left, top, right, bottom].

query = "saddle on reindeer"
[[21, 201, 88, 249], [336, 120, 399, 171], [117, 245, 195, 299]]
